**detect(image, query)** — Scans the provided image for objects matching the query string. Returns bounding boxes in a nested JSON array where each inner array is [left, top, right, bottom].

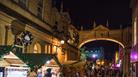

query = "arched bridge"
[[78, 25, 132, 48]]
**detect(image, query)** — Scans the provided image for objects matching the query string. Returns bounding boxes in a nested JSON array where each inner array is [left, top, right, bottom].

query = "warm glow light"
[[115, 51, 119, 63], [60, 40, 64, 44], [134, 17, 137, 46], [34, 43, 41, 53], [97, 61, 100, 65], [101, 61, 104, 65], [96, 59, 104, 65], [34, 44, 37, 53], [46, 60, 50, 64], [53, 45, 57, 54]]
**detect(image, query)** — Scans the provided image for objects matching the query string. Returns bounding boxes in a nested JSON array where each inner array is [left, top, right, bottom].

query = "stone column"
[[4, 25, 10, 45], [126, 49, 131, 77], [123, 47, 131, 77], [40, 41, 46, 54]]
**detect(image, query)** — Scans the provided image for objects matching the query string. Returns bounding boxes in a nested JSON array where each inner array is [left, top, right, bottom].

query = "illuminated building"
[[130, 0, 138, 77], [0, 0, 80, 68]]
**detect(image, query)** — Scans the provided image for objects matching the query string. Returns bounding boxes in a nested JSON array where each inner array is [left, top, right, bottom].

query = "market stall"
[[0, 52, 29, 77], [44, 59, 61, 77], [19, 53, 62, 77]]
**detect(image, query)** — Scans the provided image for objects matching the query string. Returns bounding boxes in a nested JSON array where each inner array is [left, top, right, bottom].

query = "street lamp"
[[60, 40, 65, 55], [60, 40, 64, 45]]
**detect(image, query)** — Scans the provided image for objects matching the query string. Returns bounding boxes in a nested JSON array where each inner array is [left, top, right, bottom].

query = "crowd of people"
[[26, 63, 124, 77], [84, 66, 123, 77], [27, 66, 63, 77]]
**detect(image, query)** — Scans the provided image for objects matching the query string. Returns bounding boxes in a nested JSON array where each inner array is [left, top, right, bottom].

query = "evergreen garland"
[[0, 45, 15, 58]]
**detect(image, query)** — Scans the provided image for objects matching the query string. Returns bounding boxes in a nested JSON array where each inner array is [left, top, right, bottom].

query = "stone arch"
[[78, 38, 125, 49]]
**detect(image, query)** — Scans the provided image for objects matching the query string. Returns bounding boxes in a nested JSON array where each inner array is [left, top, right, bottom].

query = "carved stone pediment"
[[93, 25, 110, 31]]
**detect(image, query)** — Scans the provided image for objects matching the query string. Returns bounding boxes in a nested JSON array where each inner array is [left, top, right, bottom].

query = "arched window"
[[48, 45, 51, 54], [34, 43, 41, 53], [53, 45, 57, 54]]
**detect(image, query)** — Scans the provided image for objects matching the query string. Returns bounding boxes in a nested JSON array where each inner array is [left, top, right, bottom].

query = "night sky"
[[81, 40, 119, 61], [62, 0, 131, 30], [55, 0, 131, 60]]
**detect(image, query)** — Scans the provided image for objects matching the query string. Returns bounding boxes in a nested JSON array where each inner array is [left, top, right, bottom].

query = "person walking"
[[45, 68, 52, 77]]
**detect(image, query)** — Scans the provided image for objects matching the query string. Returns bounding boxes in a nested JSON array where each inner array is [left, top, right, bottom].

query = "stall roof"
[[0, 45, 61, 68], [2, 52, 27, 67], [19, 53, 62, 68], [3, 52, 19, 59], [4, 58, 24, 65]]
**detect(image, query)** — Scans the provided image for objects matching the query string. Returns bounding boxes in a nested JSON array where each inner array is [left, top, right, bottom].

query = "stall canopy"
[[18, 53, 62, 69], [0, 45, 61, 69]]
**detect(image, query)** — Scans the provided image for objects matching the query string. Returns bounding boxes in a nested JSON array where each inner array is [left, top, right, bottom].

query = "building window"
[[48, 45, 51, 54], [34, 43, 41, 53], [13, 0, 28, 8], [19, 0, 27, 8], [45, 45, 48, 53], [53, 45, 57, 54], [37, 0, 43, 19], [134, 17, 137, 46]]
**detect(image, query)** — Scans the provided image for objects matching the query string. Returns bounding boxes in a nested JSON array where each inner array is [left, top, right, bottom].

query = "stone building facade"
[[130, 0, 138, 77], [131, 0, 138, 59], [0, 0, 79, 66]]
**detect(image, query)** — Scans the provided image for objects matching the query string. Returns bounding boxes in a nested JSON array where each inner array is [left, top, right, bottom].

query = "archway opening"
[[80, 40, 124, 69]]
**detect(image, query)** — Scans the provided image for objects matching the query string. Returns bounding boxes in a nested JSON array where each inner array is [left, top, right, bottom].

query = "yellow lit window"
[[34, 43, 41, 53]]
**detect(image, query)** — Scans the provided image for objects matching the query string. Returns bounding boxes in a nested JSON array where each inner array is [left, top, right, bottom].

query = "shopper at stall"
[[45, 68, 52, 77], [37, 69, 42, 77], [28, 69, 37, 77]]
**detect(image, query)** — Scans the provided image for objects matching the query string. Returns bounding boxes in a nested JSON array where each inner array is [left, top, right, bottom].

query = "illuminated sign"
[[115, 51, 119, 63]]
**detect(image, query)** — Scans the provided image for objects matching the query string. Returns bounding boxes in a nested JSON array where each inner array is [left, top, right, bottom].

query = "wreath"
[[21, 31, 33, 46]]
